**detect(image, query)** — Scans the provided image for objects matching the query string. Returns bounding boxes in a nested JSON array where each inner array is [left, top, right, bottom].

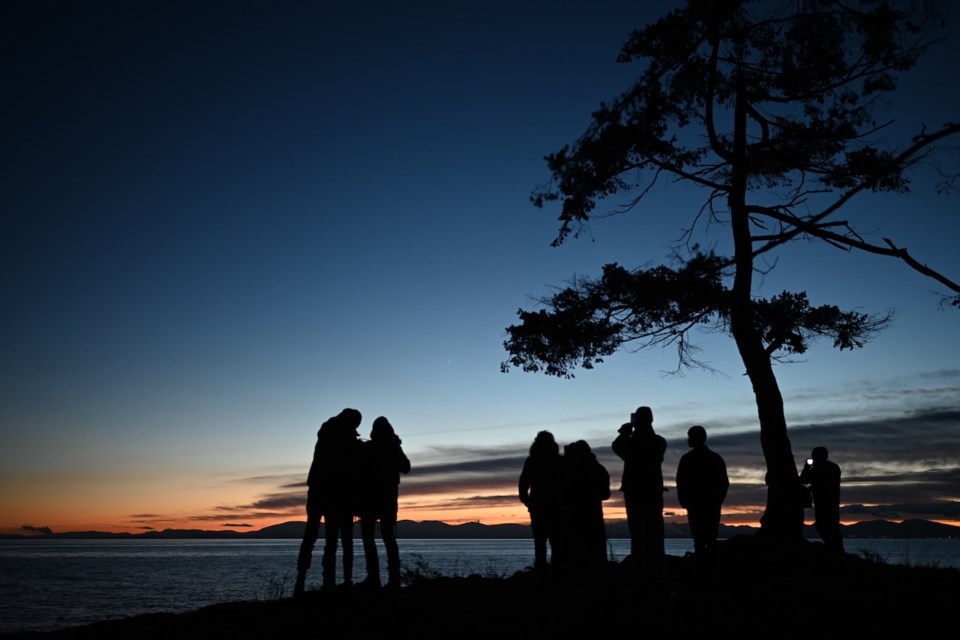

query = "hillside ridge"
[[4, 518, 957, 540]]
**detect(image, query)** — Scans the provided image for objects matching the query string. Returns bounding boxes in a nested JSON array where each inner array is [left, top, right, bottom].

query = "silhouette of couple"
[[294, 408, 410, 596], [518, 432, 611, 582]]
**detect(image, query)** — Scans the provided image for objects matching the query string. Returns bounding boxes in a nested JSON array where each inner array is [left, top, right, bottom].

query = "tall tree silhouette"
[[502, 0, 959, 538]]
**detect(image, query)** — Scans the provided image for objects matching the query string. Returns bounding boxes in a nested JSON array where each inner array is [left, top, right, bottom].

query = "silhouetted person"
[[612, 406, 667, 591], [676, 425, 729, 580], [319, 408, 364, 589], [563, 439, 610, 582], [800, 446, 843, 555], [519, 430, 568, 581], [295, 407, 363, 597], [358, 416, 411, 590]]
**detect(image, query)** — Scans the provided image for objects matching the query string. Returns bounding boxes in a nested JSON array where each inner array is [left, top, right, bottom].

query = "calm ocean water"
[[1, 537, 958, 635]]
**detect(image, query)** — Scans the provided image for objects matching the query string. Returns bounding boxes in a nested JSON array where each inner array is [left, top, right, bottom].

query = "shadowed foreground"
[[5, 535, 958, 639]]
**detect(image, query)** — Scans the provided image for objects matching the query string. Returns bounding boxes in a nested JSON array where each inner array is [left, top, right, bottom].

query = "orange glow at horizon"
[[7, 510, 952, 537], [3, 477, 954, 536], [2, 500, 776, 536]]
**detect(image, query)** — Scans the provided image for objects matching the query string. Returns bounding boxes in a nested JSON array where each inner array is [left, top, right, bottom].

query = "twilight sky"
[[2, 1, 959, 535]]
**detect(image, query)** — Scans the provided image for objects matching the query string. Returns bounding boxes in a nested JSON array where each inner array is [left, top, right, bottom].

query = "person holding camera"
[[612, 406, 667, 592], [800, 446, 843, 555]]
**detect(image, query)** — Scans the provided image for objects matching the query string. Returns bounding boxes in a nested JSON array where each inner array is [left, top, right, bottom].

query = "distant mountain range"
[[3, 518, 958, 540]]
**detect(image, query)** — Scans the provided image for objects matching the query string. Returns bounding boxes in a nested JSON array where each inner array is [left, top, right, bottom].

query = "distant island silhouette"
[[4, 518, 957, 540]]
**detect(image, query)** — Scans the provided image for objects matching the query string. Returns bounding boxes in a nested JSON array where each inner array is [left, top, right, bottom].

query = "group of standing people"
[[294, 408, 410, 596], [518, 432, 611, 582], [296, 403, 843, 596], [523, 404, 843, 591], [517, 406, 731, 590]]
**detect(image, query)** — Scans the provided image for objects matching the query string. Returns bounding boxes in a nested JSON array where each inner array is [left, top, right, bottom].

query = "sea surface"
[[1, 537, 958, 635]]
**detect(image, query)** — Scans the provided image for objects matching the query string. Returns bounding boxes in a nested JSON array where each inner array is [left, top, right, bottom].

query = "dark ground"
[[3, 535, 958, 639]]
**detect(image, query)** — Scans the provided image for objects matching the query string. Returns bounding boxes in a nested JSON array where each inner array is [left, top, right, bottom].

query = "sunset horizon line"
[[8, 515, 960, 538]]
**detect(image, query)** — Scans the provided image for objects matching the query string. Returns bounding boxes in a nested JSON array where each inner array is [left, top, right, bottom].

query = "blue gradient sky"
[[2, 1, 959, 534]]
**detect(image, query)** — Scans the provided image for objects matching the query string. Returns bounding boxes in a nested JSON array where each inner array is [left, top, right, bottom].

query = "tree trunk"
[[734, 330, 804, 538], [729, 80, 803, 539]]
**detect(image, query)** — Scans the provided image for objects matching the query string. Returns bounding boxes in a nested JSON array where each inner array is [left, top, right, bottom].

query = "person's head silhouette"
[[332, 408, 361, 440], [687, 425, 707, 447], [339, 407, 362, 429], [630, 406, 655, 436], [530, 430, 559, 456], [811, 446, 829, 463], [565, 439, 592, 462], [633, 406, 653, 426], [371, 416, 396, 441]]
